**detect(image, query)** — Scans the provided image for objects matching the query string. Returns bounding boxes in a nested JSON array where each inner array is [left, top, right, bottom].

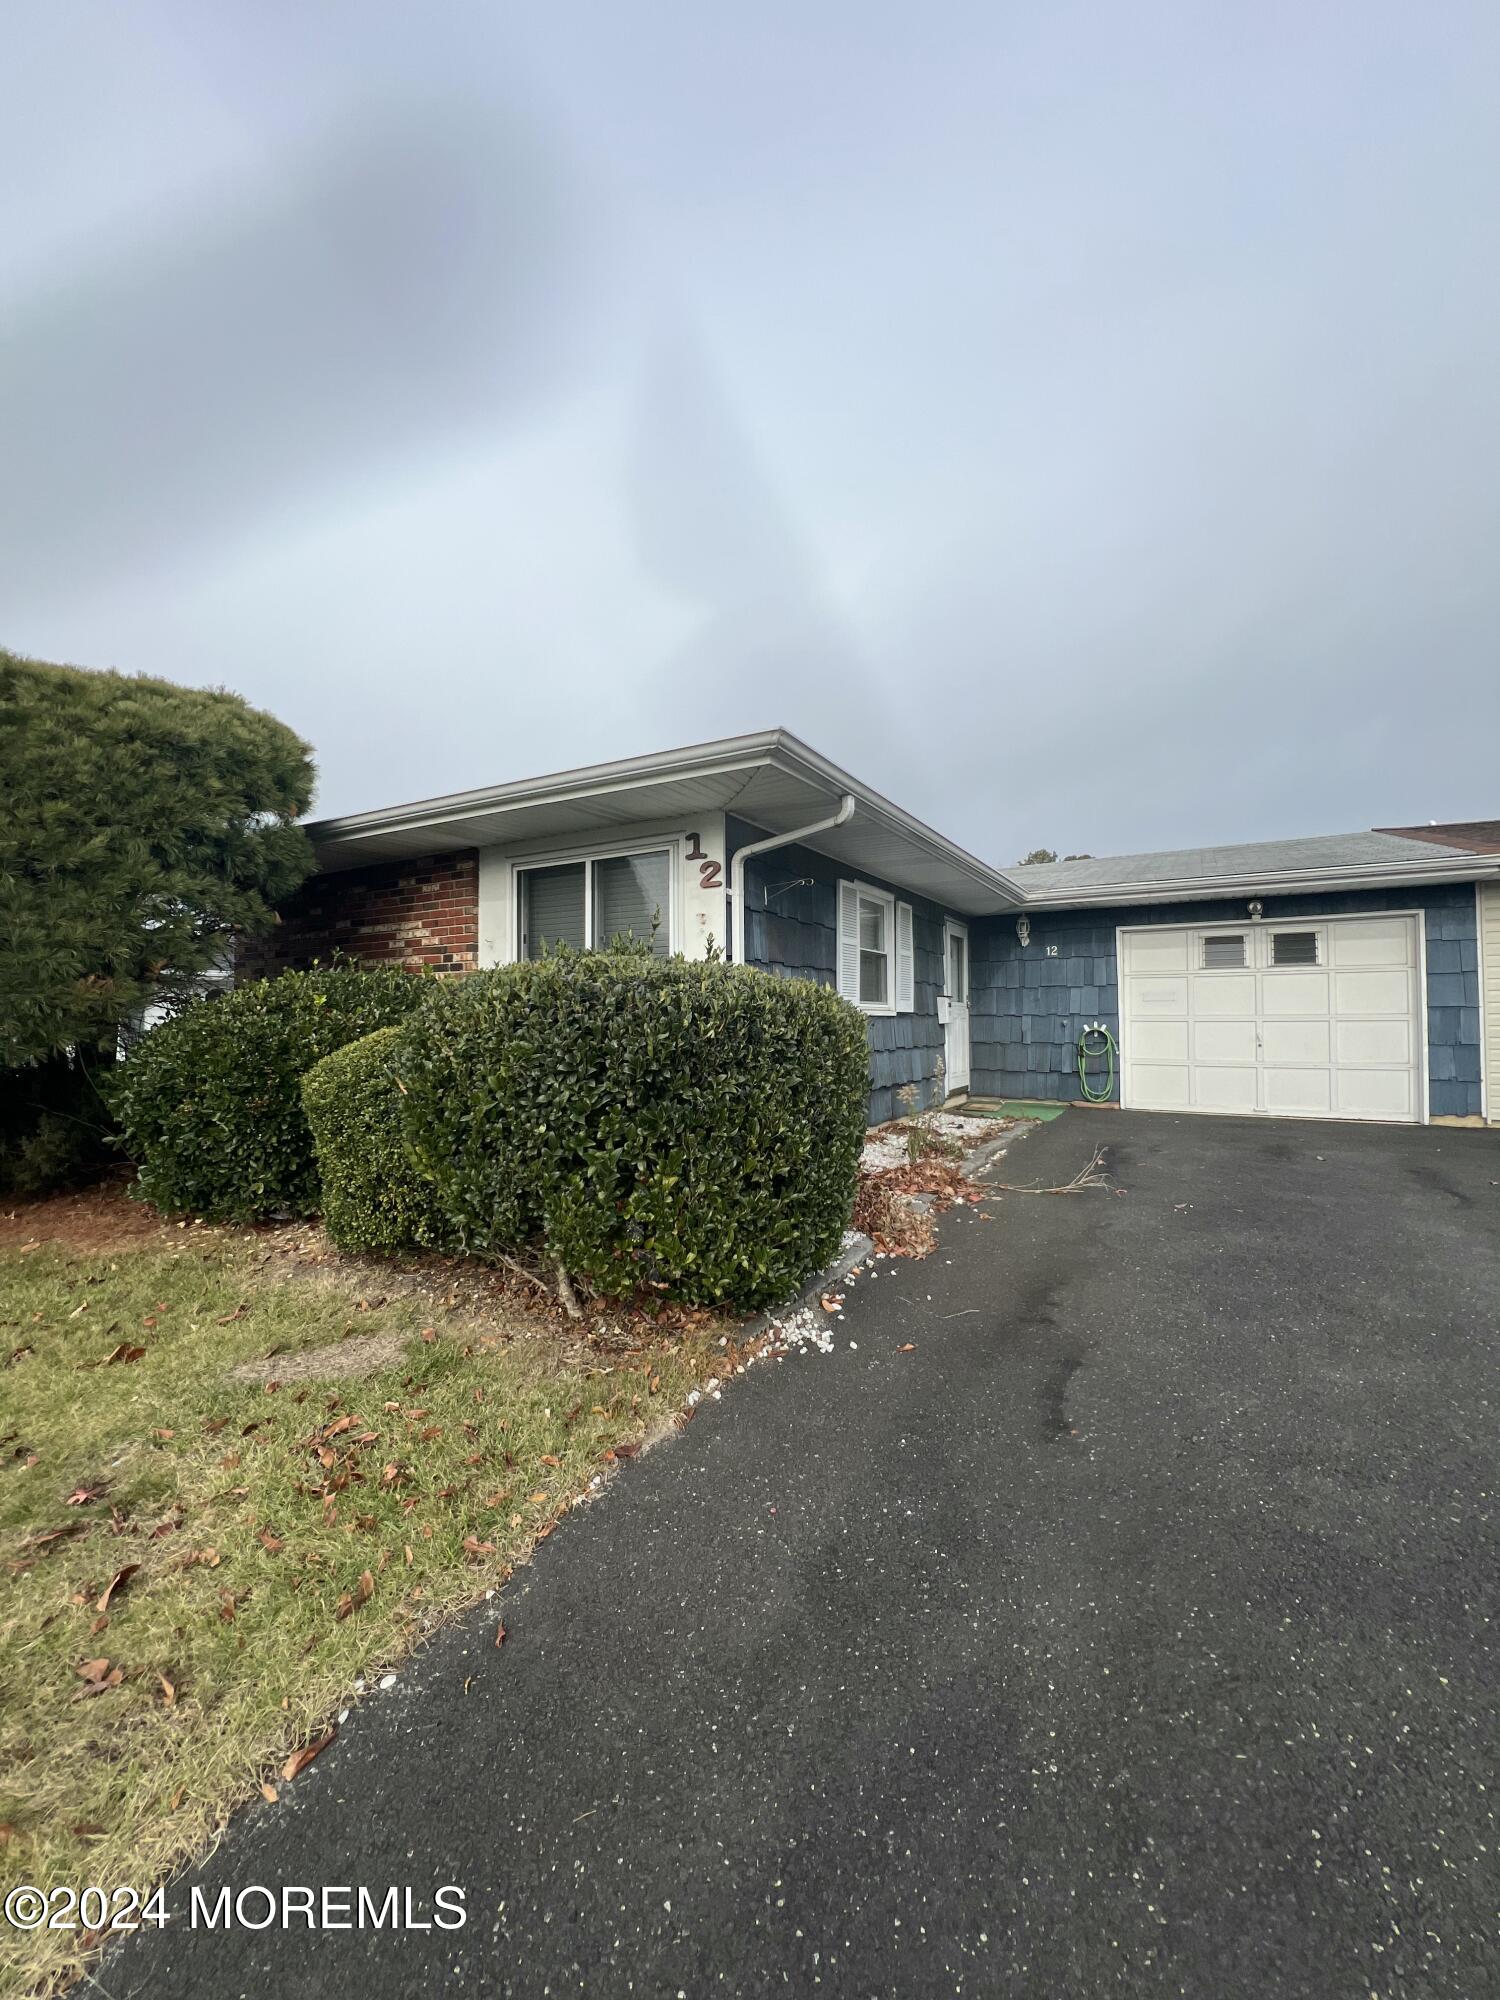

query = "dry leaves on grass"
[[282, 1729, 336, 1782], [334, 1571, 375, 1620]]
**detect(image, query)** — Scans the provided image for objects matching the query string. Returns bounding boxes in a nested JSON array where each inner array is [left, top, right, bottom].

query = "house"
[[243, 730, 1500, 1130]]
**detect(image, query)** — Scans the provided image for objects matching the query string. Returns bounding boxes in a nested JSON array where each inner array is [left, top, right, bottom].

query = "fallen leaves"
[[334, 1570, 375, 1620], [65, 1483, 108, 1507], [158, 1673, 177, 1707], [494, 1621, 507, 1648], [97, 1562, 140, 1614], [214, 1303, 250, 1325], [281, 1728, 336, 1782], [81, 1341, 147, 1368], [74, 1657, 124, 1698]]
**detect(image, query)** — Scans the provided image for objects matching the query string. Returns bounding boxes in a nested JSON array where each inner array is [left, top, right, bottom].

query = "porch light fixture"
[[1248, 899, 1264, 921], [1016, 915, 1031, 948]]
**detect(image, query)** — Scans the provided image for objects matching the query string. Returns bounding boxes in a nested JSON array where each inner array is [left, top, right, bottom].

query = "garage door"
[[1120, 915, 1423, 1123]]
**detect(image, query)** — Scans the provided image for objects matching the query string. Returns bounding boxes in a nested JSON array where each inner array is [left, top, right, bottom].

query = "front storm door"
[[944, 920, 971, 1096]]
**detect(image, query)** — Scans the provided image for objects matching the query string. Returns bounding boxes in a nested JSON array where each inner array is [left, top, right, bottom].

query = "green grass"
[[0, 1234, 721, 1993]]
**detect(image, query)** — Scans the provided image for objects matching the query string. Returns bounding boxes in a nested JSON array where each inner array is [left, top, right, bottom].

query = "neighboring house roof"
[[1375, 820, 1500, 854], [1010, 828, 1498, 908], [304, 726, 1500, 914], [305, 727, 1024, 916]]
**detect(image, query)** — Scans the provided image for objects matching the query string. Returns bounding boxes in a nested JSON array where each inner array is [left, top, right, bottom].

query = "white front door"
[[944, 920, 971, 1097], [1120, 914, 1423, 1123]]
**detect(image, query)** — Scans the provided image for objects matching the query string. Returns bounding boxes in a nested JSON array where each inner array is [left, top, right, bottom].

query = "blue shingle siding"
[[970, 884, 1482, 1119], [725, 818, 958, 1124]]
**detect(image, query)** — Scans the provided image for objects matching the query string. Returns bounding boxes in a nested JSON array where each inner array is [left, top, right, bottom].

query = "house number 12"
[[685, 832, 722, 890]]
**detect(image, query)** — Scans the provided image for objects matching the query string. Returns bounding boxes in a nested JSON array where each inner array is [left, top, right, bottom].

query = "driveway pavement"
[[109, 1111, 1500, 1999]]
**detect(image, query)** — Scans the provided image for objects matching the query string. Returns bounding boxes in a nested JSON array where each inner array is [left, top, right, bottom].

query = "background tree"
[[1, 649, 316, 1186], [1018, 847, 1058, 865]]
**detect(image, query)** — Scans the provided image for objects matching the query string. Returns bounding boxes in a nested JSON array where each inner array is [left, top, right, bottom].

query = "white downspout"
[[728, 794, 857, 964]]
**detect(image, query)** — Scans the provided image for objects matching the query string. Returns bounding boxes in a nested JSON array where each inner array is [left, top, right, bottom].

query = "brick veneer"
[[240, 850, 480, 978]]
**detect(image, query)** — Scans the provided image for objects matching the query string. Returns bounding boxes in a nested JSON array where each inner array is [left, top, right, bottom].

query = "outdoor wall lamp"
[[1248, 899, 1264, 921], [1016, 915, 1031, 948]]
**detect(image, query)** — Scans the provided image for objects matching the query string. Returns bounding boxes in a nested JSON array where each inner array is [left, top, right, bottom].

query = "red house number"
[[685, 833, 721, 889]]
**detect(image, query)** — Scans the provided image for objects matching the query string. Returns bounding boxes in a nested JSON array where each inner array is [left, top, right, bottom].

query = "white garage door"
[[1120, 915, 1423, 1123]]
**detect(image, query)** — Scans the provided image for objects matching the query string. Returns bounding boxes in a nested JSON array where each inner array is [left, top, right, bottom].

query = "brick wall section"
[[240, 850, 480, 978], [970, 882, 1483, 1117]]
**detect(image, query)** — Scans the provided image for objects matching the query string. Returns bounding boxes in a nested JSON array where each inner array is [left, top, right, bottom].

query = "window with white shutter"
[[838, 880, 897, 1015], [837, 881, 861, 1003], [895, 902, 915, 1012]]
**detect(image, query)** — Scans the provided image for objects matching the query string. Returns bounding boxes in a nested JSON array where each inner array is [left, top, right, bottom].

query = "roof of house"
[[304, 727, 1025, 916], [1011, 828, 1482, 902], [304, 728, 1500, 912], [1375, 819, 1500, 854]]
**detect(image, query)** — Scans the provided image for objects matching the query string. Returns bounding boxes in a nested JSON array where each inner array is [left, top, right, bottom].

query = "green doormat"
[[967, 1099, 1069, 1122]]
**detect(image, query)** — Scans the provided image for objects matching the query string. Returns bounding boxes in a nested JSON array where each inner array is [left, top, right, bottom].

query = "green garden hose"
[[1077, 1025, 1117, 1102]]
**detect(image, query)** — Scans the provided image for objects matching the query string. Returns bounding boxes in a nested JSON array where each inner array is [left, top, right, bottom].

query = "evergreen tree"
[[1, 649, 316, 1070]]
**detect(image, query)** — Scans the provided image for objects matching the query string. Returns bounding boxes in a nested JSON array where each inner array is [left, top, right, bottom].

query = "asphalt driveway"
[[109, 1111, 1500, 1999]]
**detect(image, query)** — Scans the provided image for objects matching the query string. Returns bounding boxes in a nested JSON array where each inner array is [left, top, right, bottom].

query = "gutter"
[[728, 795, 857, 963]]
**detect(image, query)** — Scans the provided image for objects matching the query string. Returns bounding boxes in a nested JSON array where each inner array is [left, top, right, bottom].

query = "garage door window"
[[1271, 930, 1320, 967], [1202, 933, 1247, 969]]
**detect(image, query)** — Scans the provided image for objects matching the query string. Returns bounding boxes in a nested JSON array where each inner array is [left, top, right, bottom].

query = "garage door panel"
[[1193, 1019, 1258, 1063], [1120, 915, 1421, 1124], [1329, 919, 1414, 967], [1334, 969, 1411, 1015], [1263, 1068, 1334, 1113], [1194, 1066, 1258, 1112], [1125, 930, 1189, 972], [1261, 1018, 1331, 1065], [1336, 1018, 1412, 1066], [1260, 971, 1329, 1014], [1131, 977, 1188, 1014], [1193, 973, 1257, 1016], [1130, 1063, 1191, 1107], [1335, 1069, 1416, 1120], [1132, 1020, 1189, 1062]]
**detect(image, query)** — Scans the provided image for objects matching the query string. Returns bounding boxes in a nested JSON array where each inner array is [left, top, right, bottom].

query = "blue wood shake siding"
[[970, 883, 1482, 1118], [724, 817, 954, 1123]]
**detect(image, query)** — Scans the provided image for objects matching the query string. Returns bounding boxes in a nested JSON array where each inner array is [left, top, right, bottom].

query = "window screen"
[[858, 896, 888, 1005], [520, 863, 585, 958], [948, 930, 967, 1002], [1271, 930, 1319, 967], [1202, 933, 1247, 969], [592, 851, 670, 955]]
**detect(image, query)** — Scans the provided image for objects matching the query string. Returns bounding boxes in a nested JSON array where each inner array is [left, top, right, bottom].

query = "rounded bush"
[[302, 1027, 451, 1255], [115, 965, 432, 1220], [396, 954, 869, 1310]]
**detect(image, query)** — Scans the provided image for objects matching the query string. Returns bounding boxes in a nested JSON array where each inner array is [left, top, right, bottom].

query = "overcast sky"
[[4, 3, 1498, 862]]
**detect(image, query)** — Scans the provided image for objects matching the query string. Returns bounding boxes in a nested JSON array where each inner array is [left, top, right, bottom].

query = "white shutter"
[[895, 902, 915, 1012], [837, 881, 861, 1001]]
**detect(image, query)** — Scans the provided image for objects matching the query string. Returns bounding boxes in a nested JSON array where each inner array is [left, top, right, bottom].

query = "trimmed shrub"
[[396, 953, 869, 1310], [302, 1028, 451, 1255], [115, 965, 432, 1221]]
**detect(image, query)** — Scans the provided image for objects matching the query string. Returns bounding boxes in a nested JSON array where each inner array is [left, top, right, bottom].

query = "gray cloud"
[[3, 0, 1498, 861]]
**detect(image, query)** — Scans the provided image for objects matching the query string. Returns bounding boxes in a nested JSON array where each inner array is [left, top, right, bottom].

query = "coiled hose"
[[1076, 1025, 1117, 1102]]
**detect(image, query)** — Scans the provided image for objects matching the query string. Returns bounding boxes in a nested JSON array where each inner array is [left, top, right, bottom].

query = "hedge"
[[115, 965, 432, 1221], [394, 953, 869, 1309], [302, 1027, 451, 1256]]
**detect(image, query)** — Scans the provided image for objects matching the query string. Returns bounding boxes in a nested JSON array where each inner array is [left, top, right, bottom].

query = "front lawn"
[[0, 1216, 723, 1993]]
